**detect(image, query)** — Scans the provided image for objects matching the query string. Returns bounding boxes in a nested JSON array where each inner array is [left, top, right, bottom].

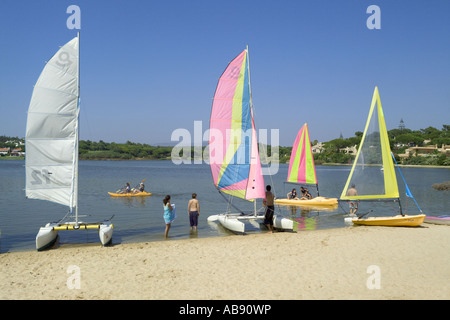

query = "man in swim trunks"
[[346, 184, 358, 216], [263, 185, 275, 233], [187, 193, 200, 232]]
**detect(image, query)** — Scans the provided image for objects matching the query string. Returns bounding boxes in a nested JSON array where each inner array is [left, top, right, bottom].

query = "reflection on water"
[[294, 216, 318, 231], [283, 206, 330, 231], [109, 195, 149, 208]]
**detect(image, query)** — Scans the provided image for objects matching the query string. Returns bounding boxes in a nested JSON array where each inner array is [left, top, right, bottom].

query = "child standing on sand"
[[187, 193, 200, 232]]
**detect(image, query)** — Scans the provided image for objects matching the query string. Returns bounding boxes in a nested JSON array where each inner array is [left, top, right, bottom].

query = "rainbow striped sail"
[[209, 49, 265, 201], [287, 123, 317, 186]]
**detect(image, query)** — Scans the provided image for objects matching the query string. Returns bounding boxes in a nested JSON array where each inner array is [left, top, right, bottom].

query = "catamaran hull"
[[99, 222, 113, 246], [211, 213, 294, 234], [36, 221, 114, 251], [218, 215, 245, 234], [275, 196, 338, 207], [273, 215, 294, 230], [351, 214, 426, 227], [36, 224, 59, 251]]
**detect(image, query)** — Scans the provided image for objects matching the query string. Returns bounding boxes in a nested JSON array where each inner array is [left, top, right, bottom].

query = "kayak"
[[275, 196, 338, 207], [424, 215, 450, 225], [351, 214, 425, 227], [108, 191, 152, 197]]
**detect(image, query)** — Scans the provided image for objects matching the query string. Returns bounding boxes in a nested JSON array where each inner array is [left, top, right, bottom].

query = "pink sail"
[[245, 109, 265, 199], [209, 49, 265, 200], [287, 123, 317, 185]]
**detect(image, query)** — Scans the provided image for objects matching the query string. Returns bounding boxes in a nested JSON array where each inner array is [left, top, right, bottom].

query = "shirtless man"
[[187, 193, 200, 232], [263, 185, 275, 233], [346, 184, 358, 216]]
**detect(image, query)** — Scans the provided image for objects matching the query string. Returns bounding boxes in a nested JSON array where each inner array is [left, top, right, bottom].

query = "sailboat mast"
[[247, 45, 256, 215], [247, 45, 259, 215], [74, 31, 80, 224]]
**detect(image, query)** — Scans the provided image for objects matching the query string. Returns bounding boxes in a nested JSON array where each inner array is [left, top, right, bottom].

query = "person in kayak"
[[119, 182, 131, 194], [132, 182, 145, 194]]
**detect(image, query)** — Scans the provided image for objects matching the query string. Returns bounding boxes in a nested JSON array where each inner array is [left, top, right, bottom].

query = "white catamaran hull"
[[36, 224, 59, 251], [99, 223, 113, 246], [36, 221, 113, 251], [209, 213, 294, 234], [273, 215, 294, 230], [218, 215, 246, 234]]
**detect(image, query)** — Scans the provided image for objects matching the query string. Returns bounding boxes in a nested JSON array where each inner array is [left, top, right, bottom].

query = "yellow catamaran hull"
[[275, 196, 338, 207], [108, 191, 152, 197], [352, 214, 425, 227]]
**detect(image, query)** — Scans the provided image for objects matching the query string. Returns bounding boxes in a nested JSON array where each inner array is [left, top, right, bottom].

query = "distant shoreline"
[[0, 156, 25, 160], [321, 162, 450, 169], [1, 156, 449, 169]]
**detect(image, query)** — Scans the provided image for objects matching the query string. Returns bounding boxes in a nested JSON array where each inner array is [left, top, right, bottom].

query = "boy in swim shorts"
[[187, 193, 200, 232]]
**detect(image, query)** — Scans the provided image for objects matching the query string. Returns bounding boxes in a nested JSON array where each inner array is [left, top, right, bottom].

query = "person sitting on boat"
[[287, 188, 299, 200], [305, 188, 312, 199], [300, 187, 312, 200]]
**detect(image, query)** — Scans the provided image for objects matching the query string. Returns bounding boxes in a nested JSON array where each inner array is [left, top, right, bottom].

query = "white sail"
[[25, 36, 79, 209]]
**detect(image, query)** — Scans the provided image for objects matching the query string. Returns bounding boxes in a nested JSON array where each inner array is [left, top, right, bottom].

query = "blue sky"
[[0, 0, 449, 146]]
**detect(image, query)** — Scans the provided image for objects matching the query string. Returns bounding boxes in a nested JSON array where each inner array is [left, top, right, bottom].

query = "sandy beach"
[[1, 223, 449, 300]]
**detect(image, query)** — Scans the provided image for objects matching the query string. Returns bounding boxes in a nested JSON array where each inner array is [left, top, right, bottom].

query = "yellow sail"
[[340, 87, 399, 200]]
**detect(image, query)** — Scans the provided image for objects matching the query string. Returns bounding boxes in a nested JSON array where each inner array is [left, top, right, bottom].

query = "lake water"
[[0, 160, 448, 252]]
